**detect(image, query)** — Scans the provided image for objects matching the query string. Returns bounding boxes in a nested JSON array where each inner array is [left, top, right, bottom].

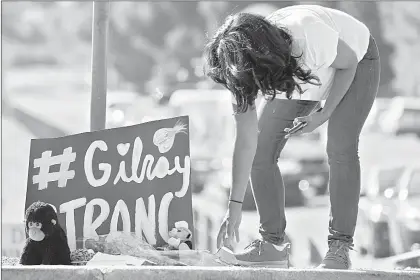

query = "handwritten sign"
[[25, 116, 193, 251]]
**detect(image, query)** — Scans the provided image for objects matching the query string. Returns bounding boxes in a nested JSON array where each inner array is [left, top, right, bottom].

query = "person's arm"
[[302, 20, 360, 119], [229, 103, 259, 203], [320, 38, 359, 118]]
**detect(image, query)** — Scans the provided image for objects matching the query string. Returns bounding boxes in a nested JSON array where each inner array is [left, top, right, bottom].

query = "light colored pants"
[[250, 35, 380, 246]]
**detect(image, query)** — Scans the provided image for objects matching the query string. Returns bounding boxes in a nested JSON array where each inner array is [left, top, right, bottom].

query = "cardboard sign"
[[25, 116, 193, 251]]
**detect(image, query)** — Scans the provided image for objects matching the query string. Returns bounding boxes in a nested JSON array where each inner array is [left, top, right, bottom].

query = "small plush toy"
[[20, 201, 71, 265], [167, 221, 193, 250]]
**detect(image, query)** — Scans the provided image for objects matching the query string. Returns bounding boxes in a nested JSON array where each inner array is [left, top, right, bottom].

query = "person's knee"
[[326, 140, 360, 164], [252, 143, 282, 170], [252, 154, 277, 170]]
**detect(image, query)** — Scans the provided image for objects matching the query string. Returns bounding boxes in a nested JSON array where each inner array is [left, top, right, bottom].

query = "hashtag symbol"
[[32, 147, 76, 190]]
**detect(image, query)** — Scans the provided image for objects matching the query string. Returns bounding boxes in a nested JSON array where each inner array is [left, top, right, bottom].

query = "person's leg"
[[233, 98, 318, 267], [320, 35, 381, 269], [253, 98, 318, 244]]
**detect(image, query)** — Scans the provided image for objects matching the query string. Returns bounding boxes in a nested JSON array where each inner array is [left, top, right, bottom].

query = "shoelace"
[[325, 240, 354, 266], [244, 239, 264, 256]]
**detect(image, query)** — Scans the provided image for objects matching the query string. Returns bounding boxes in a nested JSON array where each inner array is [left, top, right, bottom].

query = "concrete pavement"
[[2, 266, 420, 280]]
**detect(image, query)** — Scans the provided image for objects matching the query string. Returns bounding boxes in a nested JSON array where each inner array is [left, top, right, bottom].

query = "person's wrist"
[[228, 199, 243, 209], [229, 199, 243, 204]]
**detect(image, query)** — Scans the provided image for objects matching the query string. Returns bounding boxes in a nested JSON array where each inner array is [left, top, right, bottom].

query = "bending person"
[[203, 4, 380, 269]]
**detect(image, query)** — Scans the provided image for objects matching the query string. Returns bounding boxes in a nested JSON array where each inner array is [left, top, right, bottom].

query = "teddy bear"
[[167, 221, 193, 250]]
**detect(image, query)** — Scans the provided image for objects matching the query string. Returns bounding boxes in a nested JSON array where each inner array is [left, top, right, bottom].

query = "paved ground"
[[3, 266, 420, 280]]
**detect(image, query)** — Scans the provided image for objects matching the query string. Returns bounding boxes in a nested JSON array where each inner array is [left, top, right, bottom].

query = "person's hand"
[[216, 201, 242, 249], [284, 111, 329, 138]]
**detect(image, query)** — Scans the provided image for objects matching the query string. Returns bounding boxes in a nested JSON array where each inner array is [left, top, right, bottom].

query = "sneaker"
[[318, 240, 353, 269], [233, 239, 290, 268]]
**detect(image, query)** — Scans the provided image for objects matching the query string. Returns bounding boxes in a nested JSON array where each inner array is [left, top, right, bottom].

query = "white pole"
[[90, 1, 110, 131]]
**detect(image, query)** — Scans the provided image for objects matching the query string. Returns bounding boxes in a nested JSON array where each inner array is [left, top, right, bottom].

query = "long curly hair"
[[203, 12, 321, 113]]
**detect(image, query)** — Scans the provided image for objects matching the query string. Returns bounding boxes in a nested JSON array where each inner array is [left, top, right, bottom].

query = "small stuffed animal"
[[167, 221, 193, 250], [20, 201, 71, 265]]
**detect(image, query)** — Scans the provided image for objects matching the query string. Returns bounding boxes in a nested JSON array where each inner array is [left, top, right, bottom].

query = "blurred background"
[[2, 1, 420, 269]]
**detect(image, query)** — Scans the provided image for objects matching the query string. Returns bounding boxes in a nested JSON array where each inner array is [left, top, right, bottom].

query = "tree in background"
[[3, 2, 93, 67], [106, 1, 299, 97], [379, 2, 420, 97], [3, 1, 418, 98]]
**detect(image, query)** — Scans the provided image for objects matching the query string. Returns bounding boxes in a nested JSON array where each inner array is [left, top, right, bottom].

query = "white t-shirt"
[[232, 5, 371, 104]]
